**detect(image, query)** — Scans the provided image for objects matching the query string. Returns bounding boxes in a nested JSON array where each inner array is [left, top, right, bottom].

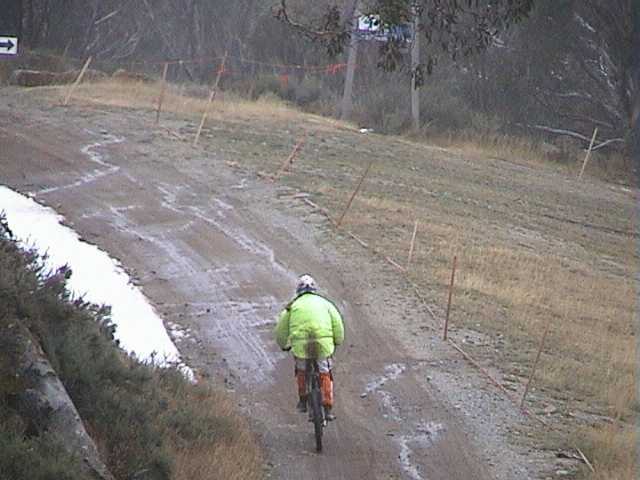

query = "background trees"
[[7, 0, 637, 165]]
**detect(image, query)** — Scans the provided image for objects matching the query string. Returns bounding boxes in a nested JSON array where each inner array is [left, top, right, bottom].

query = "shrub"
[[0, 421, 86, 480], [0, 217, 261, 480]]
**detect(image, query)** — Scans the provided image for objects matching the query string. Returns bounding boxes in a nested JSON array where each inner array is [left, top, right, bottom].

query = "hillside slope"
[[1, 81, 635, 479]]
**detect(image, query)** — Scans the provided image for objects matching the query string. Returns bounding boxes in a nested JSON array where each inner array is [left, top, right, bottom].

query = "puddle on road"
[[0, 186, 192, 377]]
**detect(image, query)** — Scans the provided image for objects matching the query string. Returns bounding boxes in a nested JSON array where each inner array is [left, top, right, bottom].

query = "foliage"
[[10, 0, 636, 161], [0, 217, 254, 480], [0, 421, 87, 480]]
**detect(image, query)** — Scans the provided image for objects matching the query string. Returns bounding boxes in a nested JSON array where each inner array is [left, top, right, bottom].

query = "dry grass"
[[167, 386, 263, 480], [453, 245, 635, 408], [575, 423, 637, 480], [45, 78, 313, 126], [425, 130, 632, 184], [33, 79, 637, 479], [426, 130, 551, 166]]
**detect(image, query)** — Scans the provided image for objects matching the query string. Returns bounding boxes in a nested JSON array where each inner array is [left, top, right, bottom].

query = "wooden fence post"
[[275, 133, 306, 179], [63, 56, 92, 106], [193, 52, 227, 147], [520, 317, 552, 408], [407, 220, 419, 270], [336, 161, 374, 228], [578, 127, 598, 179], [155, 62, 169, 125], [443, 255, 457, 341]]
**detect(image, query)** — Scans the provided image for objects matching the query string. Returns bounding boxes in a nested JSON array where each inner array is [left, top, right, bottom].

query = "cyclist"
[[275, 274, 344, 421]]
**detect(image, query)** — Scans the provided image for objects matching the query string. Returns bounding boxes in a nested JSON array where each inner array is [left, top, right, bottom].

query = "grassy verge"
[[29, 79, 638, 478], [0, 215, 262, 480]]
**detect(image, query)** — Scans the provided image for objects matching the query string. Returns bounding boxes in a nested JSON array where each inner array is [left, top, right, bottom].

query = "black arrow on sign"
[[0, 39, 15, 51]]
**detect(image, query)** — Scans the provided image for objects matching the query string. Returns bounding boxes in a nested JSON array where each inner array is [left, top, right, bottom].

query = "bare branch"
[[530, 124, 624, 151], [94, 8, 121, 26]]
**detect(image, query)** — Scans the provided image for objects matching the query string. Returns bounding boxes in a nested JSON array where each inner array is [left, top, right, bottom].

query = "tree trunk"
[[411, 9, 421, 131], [11, 322, 115, 480], [340, 0, 359, 120], [0, 0, 21, 36], [631, 1, 640, 172]]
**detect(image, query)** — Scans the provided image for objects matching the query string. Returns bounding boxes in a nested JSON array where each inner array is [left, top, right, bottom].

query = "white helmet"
[[296, 274, 317, 295]]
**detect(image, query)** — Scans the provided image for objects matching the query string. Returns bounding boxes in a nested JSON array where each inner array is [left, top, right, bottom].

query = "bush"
[[0, 217, 261, 480], [249, 74, 289, 100], [0, 422, 86, 480]]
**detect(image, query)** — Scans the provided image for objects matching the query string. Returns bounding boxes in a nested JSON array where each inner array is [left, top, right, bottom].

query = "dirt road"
[[0, 92, 534, 479]]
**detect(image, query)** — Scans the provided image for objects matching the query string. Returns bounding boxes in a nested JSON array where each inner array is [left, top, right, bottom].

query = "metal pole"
[[443, 255, 457, 341]]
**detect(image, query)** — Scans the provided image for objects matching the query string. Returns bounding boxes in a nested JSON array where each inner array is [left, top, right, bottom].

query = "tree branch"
[[530, 124, 624, 151]]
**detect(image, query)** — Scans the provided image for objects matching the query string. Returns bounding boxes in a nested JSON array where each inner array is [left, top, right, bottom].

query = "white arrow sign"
[[0, 36, 18, 55]]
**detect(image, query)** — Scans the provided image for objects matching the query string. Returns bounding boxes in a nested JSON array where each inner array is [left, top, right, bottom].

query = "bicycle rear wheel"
[[310, 385, 324, 452]]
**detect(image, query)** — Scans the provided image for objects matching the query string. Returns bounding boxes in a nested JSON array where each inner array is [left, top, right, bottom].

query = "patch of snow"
[[397, 422, 446, 480], [232, 178, 248, 190], [378, 390, 401, 420], [36, 132, 124, 195], [212, 198, 233, 211], [167, 321, 191, 340], [0, 186, 193, 379], [364, 363, 407, 394]]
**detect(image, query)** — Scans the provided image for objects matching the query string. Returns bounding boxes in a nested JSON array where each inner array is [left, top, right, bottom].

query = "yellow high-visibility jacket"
[[275, 293, 344, 359]]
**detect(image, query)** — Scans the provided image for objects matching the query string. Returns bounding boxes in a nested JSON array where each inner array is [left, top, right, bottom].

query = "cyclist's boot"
[[319, 372, 335, 421], [297, 395, 308, 413], [324, 405, 336, 422]]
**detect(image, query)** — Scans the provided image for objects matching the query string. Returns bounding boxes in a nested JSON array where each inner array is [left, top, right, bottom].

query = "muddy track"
[[1, 99, 521, 479]]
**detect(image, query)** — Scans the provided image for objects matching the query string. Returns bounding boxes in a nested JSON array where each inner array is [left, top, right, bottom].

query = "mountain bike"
[[305, 356, 326, 453]]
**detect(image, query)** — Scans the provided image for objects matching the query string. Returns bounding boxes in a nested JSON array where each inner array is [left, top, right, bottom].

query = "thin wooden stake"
[[194, 52, 227, 147], [275, 133, 306, 179], [576, 447, 596, 473], [520, 317, 552, 408], [62, 39, 72, 61], [443, 255, 457, 340], [336, 161, 373, 228], [578, 127, 598, 179], [406, 220, 419, 269], [449, 339, 548, 426], [155, 62, 169, 125], [193, 88, 216, 146], [63, 56, 92, 106]]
